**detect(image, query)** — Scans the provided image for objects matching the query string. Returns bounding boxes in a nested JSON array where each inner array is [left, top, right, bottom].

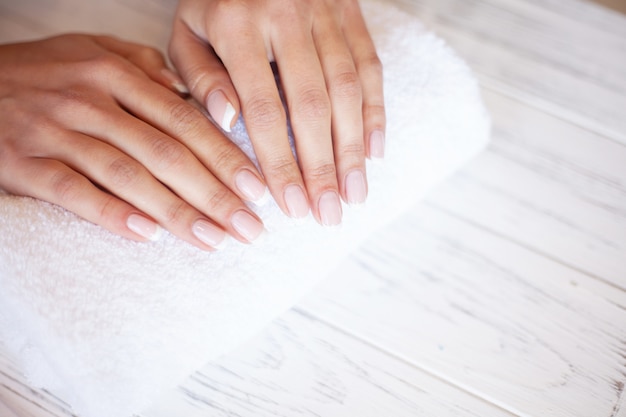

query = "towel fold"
[[0, 1, 490, 416]]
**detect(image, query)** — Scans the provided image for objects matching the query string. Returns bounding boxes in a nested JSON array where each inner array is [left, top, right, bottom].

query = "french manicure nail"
[[369, 130, 385, 159], [231, 210, 265, 242], [127, 214, 163, 241], [345, 170, 367, 205], [318, 191, 342, 226], [161, 68, 189, 94], [207, 90, 237, 132], [236, 169, 269, 204], [284, 184, 310, 219], [192, 219, 227, 249]]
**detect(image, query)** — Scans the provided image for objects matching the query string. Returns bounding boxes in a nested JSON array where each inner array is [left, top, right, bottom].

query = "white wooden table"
[[1, 0, 625, 416]]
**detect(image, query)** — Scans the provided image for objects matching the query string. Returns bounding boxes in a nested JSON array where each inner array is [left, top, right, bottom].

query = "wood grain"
[[1, 0, 625, 416], [144, 310, 518, 417], [399, 0, 626, 144], [300, 203, 626, 417], [428, 91, 626, 289]]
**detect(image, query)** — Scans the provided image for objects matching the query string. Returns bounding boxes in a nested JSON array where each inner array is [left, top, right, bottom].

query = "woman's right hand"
[[0, 34, 267, 250]]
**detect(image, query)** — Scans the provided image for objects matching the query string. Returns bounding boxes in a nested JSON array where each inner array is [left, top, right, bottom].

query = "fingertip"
[[160, 68, 190, 95], [126, 213, 164, 241], [283, 184, 310, 219], [207, 89, 239, 132], [367, 129, 385, 160], [230, 209, 265, 243], [343, 169, 368, 205], [235, 168, 270, 205], [317, 190, 343, 227]]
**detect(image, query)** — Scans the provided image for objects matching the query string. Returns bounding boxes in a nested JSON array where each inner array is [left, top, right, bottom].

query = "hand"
[[0, 34, 268, 250], [169, 0, 386, 226]]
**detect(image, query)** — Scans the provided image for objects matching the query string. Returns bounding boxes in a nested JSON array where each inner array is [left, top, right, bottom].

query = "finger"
[[48, 79, 266, 244], [93, 35, 189, 95], [97, 108, 265, 244], [46, 132, 232, 250], [101, 71, 269, 207], [342, 2, 386, 159], [313, 6, 367, 206], [11, 157, 163, 243], [169, 20, 239, 132], [272, 21, 343, 226], [211, 25, 311, 220]]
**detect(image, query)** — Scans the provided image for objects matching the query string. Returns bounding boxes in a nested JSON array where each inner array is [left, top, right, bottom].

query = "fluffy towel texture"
[[0, 1, 490, 416]]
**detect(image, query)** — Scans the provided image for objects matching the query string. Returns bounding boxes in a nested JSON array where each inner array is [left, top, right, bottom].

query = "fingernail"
[[207, 90, 237, 132], [284, 184, 310, 219], [369, 130, 385, 159], [192, 219, 227, 249], [161, 68, 189, 94], [235, 169, 269, 205], [231, 210, 265, 242], [345, 170, 367, 205], [318, 191, 342, 226], [127, 213, 163, 241]]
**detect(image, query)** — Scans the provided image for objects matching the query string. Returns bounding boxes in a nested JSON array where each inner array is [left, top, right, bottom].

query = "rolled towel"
[[0, 1, 490, 416]]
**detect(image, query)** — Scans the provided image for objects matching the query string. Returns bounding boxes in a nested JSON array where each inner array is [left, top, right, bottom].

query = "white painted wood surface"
[[1, 0, 625, 416]]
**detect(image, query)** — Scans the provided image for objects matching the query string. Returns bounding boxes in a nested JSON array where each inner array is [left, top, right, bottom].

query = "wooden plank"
[[397, 0, 626, 143], [0, 347, 74, 417], [1, 309, 518, 417], [300, 204, 626, 417], [427, 90, 626, 289], [144, 310, 518, 417]]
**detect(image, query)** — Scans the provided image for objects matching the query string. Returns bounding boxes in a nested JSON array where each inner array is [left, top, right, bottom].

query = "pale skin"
[[170, 0, 386, 225], [0, 0, 385, 251]]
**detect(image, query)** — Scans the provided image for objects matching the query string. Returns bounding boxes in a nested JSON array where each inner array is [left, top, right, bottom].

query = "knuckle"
[[137, 46, 164, 63], [340, 141, 366, 157], [359, 53, 383, 75], [181, 64, 211, 93], [330, 70, 362, 100], [51, 171, 84, 203], [307, 162, 337, 181], [168, 100, 204, 136], [107, 157, 141, 189], [265, 156, 298, 179], [276, 0, 307, 20], [211, 144, 241, 173], [54, 88, 91, 113], [163, 200, 189, 226], [293, 88, 331, 122], [213, 0, 250, 19], [92, 53, 129, 76], [202, 187, 231, 213], [149, 136, 188, 171], [211, 0, 253, 34], [244, 96, 284, 131], [364, 103, 386, 120], [97, 194, 119, 221]]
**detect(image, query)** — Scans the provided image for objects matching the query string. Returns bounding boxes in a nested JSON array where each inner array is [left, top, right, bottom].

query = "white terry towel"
[[0, 1, 490, 416]]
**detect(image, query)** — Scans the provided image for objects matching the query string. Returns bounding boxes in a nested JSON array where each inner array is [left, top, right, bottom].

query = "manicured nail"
[[345, 169, 367, 205], [231, 210, 265, 242], [192, 219, 227, 249], [318, 191, 342, 226], [235, 169, 269, 205], [127, 214, 163, 241], [284, 184, 310, 219], [207, 90, 236, 132], [369, 130, 385, 159], [161, 68, 189, 94]]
